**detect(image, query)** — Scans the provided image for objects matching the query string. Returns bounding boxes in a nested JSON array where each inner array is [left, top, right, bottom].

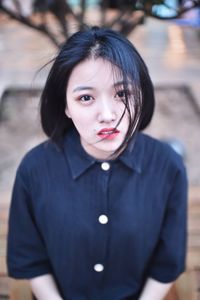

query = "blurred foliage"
[[0, 0, 199, 47]]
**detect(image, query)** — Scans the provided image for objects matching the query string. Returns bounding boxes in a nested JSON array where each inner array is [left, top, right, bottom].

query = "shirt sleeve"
[[148, 163, 188, 283], [7, 165, 52, 279]]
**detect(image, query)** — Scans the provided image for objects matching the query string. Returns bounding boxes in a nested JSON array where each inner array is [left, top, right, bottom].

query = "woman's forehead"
[[67, 58, 127, 89]]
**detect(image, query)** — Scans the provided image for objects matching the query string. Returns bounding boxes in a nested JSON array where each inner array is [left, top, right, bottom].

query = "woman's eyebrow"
[[114, 81, 124, 87], [73, 86, 94, 92], [114, 81, 131, 87]]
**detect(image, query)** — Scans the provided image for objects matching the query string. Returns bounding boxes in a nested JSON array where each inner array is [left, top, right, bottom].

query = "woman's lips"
[[97, 128, 120, 140]]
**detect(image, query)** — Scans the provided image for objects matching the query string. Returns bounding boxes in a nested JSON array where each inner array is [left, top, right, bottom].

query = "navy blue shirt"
[[7, 129, 187, 300]]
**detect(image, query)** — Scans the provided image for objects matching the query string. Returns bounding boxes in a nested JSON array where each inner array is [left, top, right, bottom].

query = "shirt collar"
[[118, 133, 143, 174], [64, 128, 144, 179]]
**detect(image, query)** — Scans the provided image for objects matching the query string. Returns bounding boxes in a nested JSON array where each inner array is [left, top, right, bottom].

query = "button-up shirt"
[[7, 128, 187, 300]]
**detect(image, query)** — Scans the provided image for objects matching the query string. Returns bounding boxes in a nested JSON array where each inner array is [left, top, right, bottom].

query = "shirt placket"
[[92, 161, 111, 285]]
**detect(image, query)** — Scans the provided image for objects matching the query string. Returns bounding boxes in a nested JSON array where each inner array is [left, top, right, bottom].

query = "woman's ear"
[[65, 96, 71, 118], [65, 108, 71, 118]]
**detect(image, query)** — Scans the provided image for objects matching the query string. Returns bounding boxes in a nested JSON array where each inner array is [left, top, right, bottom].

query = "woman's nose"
[[97, 99, 117, 123]]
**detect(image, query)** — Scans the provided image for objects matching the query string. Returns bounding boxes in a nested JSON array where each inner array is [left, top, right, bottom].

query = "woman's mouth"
[[97, 128, 120, 140]]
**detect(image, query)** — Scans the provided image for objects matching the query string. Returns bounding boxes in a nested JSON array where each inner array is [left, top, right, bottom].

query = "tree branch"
[[105, 10, 128, 28], [0, 0, 199, 50], [0, 4, 60, 47], [13, 0, 22, 15], [79, 0, 86, 30]]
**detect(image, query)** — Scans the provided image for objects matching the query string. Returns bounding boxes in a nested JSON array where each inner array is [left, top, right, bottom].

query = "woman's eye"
[[116, 90, 130, 100], [117, 91, 126, 98], [78, 95, 93, 102], [117, 91, 129, 98]]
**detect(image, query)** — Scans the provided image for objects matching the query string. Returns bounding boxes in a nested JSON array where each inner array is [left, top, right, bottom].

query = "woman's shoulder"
[[137, 132, 186, 172], [17, 139, 63, 175]]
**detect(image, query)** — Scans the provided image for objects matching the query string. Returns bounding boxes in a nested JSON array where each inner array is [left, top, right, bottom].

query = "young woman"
[[7, 26, 187, 300]]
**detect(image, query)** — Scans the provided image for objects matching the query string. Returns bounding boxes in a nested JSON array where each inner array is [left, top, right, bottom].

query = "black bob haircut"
[[40, 26, 155, 155]]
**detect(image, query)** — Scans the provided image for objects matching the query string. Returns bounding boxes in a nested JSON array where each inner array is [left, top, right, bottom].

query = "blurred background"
[[0, 0, 200, 299]]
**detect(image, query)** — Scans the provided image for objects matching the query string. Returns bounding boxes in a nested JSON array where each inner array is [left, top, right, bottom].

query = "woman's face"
[[66, 58, 134, 160]]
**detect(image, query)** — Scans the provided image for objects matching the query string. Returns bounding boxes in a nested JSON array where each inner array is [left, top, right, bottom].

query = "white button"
[[99, 214, 108, 224], [101, 162, 110, 171], [94, 264, 104, 272]]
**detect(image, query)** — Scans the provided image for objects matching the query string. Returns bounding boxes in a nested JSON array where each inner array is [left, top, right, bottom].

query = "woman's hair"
[[40, 26, 155, 154]]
